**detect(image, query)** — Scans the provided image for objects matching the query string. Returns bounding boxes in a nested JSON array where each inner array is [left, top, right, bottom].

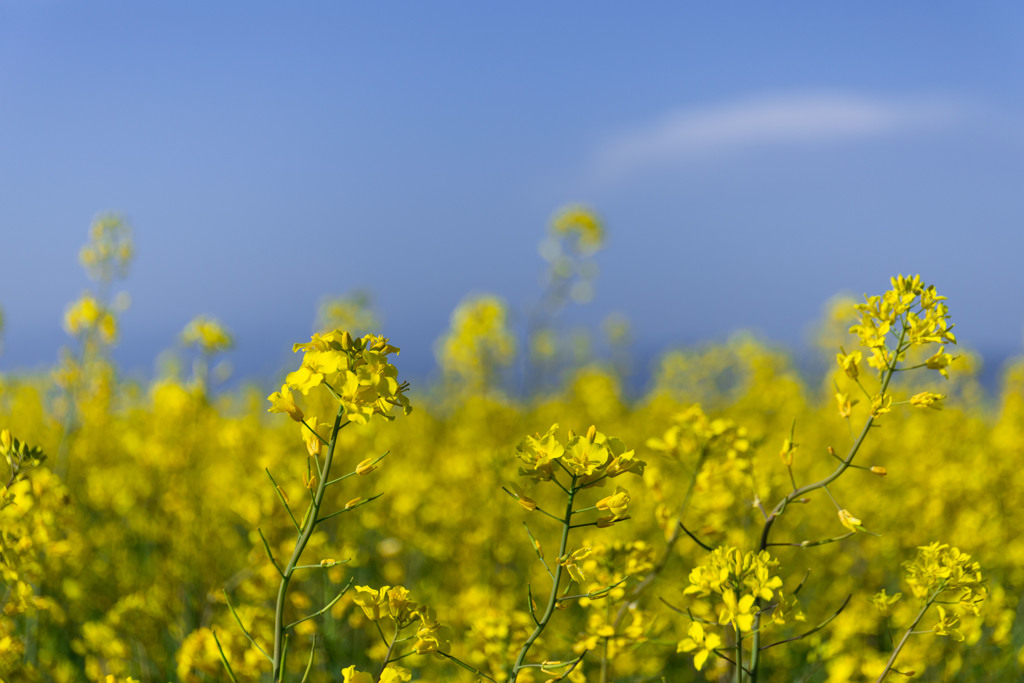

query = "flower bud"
[[356, 458, 378, 476], [779, 438, 795, 467], [586, 424, 597, 444], [870, 466, 887, 476], [838, 508, 863, 532]]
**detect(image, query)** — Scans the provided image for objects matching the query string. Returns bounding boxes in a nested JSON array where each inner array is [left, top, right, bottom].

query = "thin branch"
[[678, 520, 715, 551], [286, 578, 354, 630], [223, 591, 272, 662], [760, 594, 852, 650]]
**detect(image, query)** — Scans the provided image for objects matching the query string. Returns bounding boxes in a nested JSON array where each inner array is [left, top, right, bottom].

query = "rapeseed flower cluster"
[[270, 330, 411, 426]]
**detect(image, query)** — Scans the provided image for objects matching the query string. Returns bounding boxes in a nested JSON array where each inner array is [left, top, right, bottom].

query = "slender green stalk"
[[510, 478, 578, 680], [748, 331, 907, 680], [734, 625, 743, 683], [600, 445, 709, 682], [874, 594, 937, 683], [378, 622, 401, 679], [271, 405, 348, 680]]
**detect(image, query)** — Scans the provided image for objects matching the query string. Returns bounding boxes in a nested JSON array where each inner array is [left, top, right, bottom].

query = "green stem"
[[874, 594, 937, 683], [734, 625, 743, 683], [510, 479, 578, 681], [378, 621, 401, 679], [748, 333, 907, 681], [272, 405, 348, 680]]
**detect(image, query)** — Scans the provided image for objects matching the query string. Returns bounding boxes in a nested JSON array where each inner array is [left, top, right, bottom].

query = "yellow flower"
[[779, 437, 796, 467], [870, 393, 892, 417], [925, 345, 956, 379], [836, 350, 862, 379], [559, 548, 592, 583], [718, 590, 756, 632], [515, 424, 565, 481], [267, 385, 304, 422], [595, 486, 630, 520], [562, 430, 610, 477], [835, 392, 856, 418], [352, 585, 389, 620], [386, 585, 415, 621], [838, 509, 864, 533], [933, 605, 964, 641], [677, 621, 721, 671], [871, 589, 902, 617], [341, 666, 374, 683]]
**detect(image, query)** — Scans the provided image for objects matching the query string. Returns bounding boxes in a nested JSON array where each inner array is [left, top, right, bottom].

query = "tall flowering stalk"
[[675, 275, 970, 681], [504, 424, 645, 681], [873, 543, 986, 682], [217, 330, 410, 681]]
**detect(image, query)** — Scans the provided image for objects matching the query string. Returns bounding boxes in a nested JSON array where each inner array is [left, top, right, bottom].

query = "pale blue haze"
[[2, 2, 1022, 388]]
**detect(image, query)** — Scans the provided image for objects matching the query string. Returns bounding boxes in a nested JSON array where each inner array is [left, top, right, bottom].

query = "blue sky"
[[2, 2, 1023, 388]]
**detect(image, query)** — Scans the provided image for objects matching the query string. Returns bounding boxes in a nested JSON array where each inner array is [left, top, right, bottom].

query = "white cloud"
[[592, 92, 963, 181]]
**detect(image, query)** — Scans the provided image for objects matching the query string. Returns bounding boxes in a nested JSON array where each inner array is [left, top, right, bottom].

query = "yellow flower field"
[[2, 211, 1022, 682]]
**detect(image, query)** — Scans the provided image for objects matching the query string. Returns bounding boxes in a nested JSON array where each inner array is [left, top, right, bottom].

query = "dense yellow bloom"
[[515, 424, 642, 484], [903, 543, 985, 611], [273, 331, 411, 425], [9, 261, 1010, 680]]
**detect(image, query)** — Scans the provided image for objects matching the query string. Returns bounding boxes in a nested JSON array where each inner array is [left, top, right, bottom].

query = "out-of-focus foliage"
[[0, 210, 1022, 682]]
